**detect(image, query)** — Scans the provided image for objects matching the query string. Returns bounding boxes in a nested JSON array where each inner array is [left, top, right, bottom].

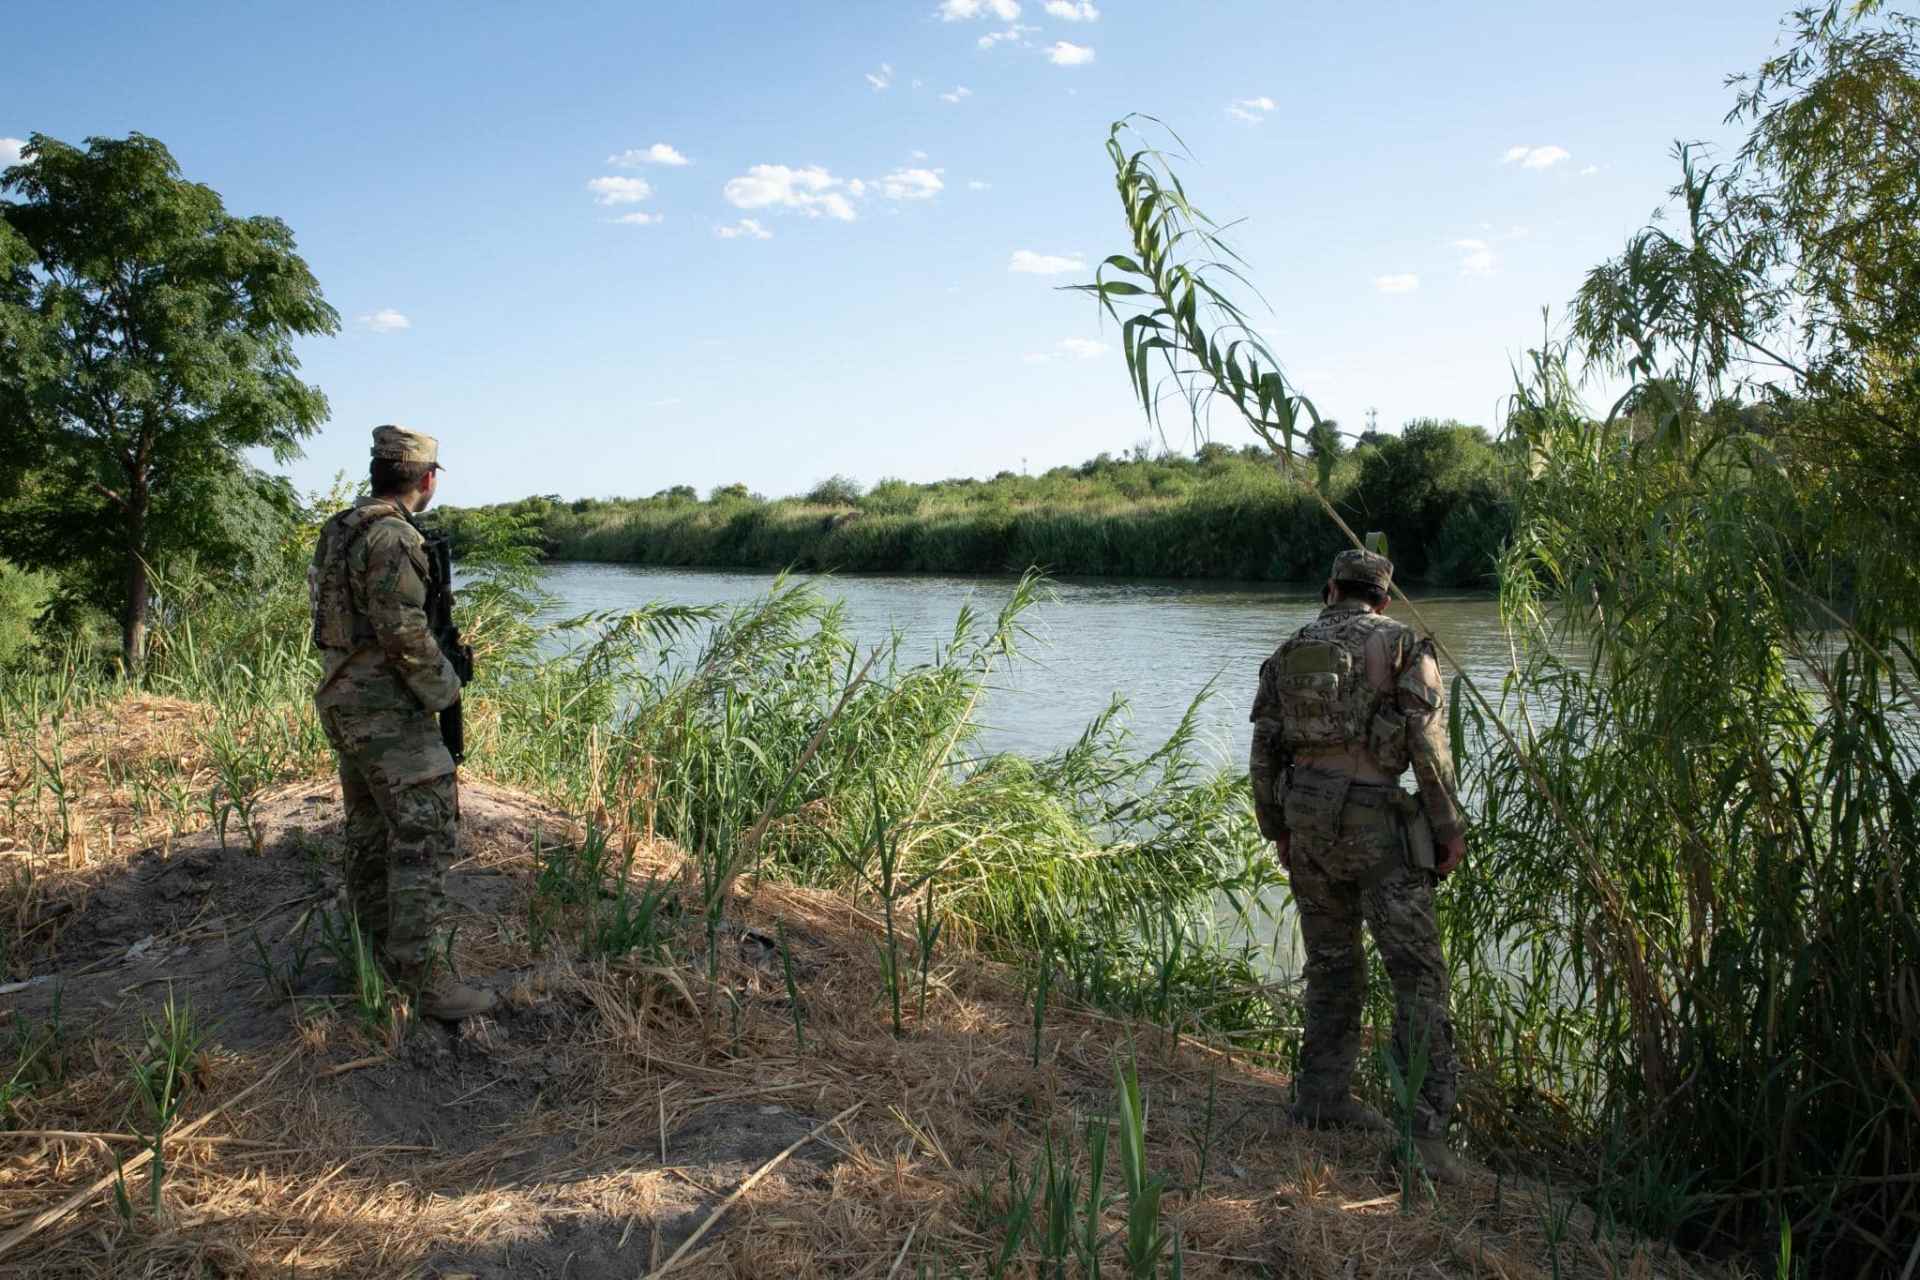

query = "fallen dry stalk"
[[642, 1099, 864, 1279], [0, 1044, 303, 1260]]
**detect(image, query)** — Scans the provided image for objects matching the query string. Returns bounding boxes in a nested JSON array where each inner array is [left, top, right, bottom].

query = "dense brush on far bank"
[[437, 420, 1516, 586]]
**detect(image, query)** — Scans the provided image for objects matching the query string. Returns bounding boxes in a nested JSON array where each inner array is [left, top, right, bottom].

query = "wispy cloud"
[[650, 397, 684, 408], [723, 165, 860, 221], [1043, 0, 1100, 18], [715, 218, 773, 240], [1026, 336, 1111, 364], [939, 0, 1021, 19], [1452, 238, 1495, 275], [587, 175, 653, 205], [609, 143, 689, 167], [1227, 95, 1276, 123], [1374, 273, 1420, 294], [865, 62, 894, 91], [1501, 144, 1570, 170], [940, 85, 973, 103], [879, 168, 944, 200], [978, 24, 1035, 49], [614, 211, 663, 226], [1578, 163, 1600, 176], [358, 309, 411, 333], [968, 179, 992, 191], [1010, 249, 1084, 275], [0, 138, 25, 167], [1047, 41, 1095, 66]]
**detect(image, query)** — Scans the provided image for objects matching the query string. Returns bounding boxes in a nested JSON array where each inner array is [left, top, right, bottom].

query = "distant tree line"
[[437, 419, 1521, 588]]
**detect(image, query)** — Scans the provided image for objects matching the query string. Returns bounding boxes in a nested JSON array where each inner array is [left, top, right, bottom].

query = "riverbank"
[[0, 693, 1697, 1279], [437, 429, 1517, 587]]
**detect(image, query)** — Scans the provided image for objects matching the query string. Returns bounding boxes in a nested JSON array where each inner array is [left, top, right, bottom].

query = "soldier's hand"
[[1273, 831, 1292, 871], [1435, 836, 1466, 879]]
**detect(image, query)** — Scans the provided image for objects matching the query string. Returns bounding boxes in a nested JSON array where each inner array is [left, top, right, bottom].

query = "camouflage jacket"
[[1248, 601, 1464, 843], [308, 496, 461, 715]]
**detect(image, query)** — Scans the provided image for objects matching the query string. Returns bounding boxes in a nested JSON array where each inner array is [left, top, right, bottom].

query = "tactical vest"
[[1271, 608, 1411, 772], [309, 502, 409, 651]]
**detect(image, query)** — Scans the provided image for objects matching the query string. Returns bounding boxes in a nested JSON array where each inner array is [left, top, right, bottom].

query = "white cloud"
[[1227, 96, 1276, 124], [911, 149, 929, 160], [358, 309, 411, 333], [1374, 273, 1420, 294], [1010, 249, 1084, 275], [0, 138, 25, 167], [651, 397, 684, 408], [940, 85, 973, 103], [866, 62, 894, 91], [614, 211, 663, 225], [588, 175, 653, 205], [880, 167, 944, 200], [609, 143, 690, 167], [1028, 336, 1110, 364], [1578, 164, 1600, 176], [978, 24, 1035, 49], [1501, 144, 1570, 170], [714, 218, 773, 240], [939, 0, 1021, 19], [723, 164, 859, 220], [1043, 0, 1100, 18], [1047, 41, 1095, 66], [1452, 238, 1495, 275], [968, 179, 992, 191]]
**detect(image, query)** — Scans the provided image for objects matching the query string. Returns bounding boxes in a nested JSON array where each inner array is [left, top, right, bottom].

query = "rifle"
[[421, 530, 475, 765]]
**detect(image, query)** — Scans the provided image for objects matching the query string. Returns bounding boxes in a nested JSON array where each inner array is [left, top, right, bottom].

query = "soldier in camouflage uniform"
[[1249, 546, 1469, 1182], [308, 426, 494, 1022]]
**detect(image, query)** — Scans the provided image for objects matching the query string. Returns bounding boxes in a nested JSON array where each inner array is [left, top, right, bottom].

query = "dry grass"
[[0, 695, 1727, 1278]]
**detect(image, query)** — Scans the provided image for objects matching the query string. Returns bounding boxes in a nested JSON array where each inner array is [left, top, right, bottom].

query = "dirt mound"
[[1, 730, 1706, 1277]]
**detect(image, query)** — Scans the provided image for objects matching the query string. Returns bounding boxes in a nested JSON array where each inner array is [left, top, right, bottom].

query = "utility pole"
[[1365, 406, 1379, 437]]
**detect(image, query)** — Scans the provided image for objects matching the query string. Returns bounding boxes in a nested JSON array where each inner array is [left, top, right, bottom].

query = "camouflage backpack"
[[308, 502, 407, 651], [1271, 609, 1410, 770]]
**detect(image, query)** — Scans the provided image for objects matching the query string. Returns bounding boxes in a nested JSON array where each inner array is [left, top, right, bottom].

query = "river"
[[537, 562, 1515, 763]]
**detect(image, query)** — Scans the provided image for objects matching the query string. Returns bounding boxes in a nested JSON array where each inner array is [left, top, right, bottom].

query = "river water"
[[537, 562, 1514, 763]]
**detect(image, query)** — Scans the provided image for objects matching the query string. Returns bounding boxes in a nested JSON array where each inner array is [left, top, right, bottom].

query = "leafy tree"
[[1347, 419, 1507, 580], [805, 475, 863, 505], [0, 133, 337, 673], [1573, 1, 1920, 557]]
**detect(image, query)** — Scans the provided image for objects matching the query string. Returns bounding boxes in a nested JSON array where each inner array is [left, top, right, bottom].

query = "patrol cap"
[[1330, 546, 1393, 591], [370, 425, 442, 469]]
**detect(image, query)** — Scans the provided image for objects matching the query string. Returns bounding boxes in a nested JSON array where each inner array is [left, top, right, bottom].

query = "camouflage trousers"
[[318, 702, 456, 974], [1286, 779, 1458, 1139]]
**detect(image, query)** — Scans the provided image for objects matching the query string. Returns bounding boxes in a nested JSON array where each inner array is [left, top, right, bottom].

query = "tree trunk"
[[121, 483, 150, 678]]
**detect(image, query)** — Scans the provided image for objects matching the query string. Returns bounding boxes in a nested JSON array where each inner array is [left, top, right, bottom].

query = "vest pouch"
[[1276, 641, 1351, 751], [1404, 806, 1436, 871], [1283, 768, 1350, 843], [1368, 703, 1411, 774]]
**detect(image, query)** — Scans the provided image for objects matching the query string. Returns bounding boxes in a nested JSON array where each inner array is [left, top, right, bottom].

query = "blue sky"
[[5, 0, 1787, 504]]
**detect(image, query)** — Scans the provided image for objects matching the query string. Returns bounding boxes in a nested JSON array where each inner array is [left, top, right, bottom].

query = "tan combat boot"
[[1401, 1134, 1471, 1186], [411, 974, 498, 1022], [1288, 1094, 1391, 1133]]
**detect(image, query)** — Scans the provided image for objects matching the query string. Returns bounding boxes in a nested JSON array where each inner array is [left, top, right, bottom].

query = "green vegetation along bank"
[[436, 422, 1518, 588]]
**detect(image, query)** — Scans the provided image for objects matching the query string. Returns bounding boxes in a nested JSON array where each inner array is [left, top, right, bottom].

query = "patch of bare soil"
[[0, 704, 1716, 1279]]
